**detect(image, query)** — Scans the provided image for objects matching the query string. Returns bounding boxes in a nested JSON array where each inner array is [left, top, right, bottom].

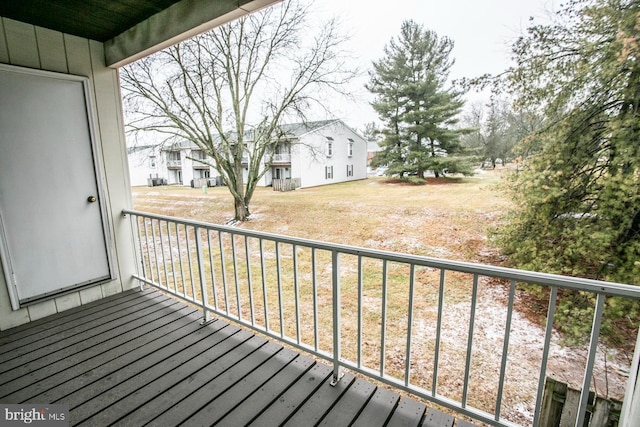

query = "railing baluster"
[[405, 264, 416, 387], [276, 242, 284, 338], [533, 286, 558, 426], [380, 259, 388, 378], [166, 220, 177, 293], [218, 231, 229, 315], [293, 244, 301, 344], [231, 233, 242, 320], [207, 230, 219, 311], [462, 274, 479, 407], [312, 248, 319, 352], [357, 255, 363, 368], [260, 239, 269, 332], [433, 268, 446, 396], [128, 214, 143, 290], [176, 223, 186, 298], [576, 293, 606, 427], [142, 217, 154, 284], [150, 219, 162, 287], [158, 220, 170, 290], [185, 225, 196, 299], [495, 280, 516, 421], [331, 250, 342, 386], [194, 226, 210, 323], [245, 236, 255, 326]]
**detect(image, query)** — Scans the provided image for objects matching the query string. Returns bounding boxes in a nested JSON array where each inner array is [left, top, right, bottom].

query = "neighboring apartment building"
[[127, 144, 165, 186], [127, 119, 368, 189]]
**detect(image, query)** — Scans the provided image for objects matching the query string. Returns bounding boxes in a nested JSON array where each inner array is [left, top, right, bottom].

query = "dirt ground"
[[131, 170, 636, 425]]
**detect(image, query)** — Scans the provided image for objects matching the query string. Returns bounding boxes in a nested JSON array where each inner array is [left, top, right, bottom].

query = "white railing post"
[[533, 286, 558, 426], [331, 249, 343, 386], [575, 294, 605, 427], [194, 226, 211, 324], [620, 325, 640, 426]]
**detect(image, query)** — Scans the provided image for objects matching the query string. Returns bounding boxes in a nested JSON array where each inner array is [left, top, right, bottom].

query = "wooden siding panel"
[[54, 292, 81, 312], [0, 19, 9, 63], [90, 39, 137, 292], [3, 18, 39, 68], [62, 34, 91, 77], [26, 299, 57, 321], [79, 285, 104, 304], [0, 271, 30, 331], [34, 27, 67, 73]]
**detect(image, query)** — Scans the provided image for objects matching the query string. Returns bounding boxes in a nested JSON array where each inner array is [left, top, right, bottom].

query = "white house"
[[127, 144, 165, 186], [145, 119, 368, 189]]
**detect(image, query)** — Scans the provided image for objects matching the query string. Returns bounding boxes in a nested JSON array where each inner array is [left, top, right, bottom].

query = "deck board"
[[215, 354, 317, 426], [352, 387, 402, 426], [1, 305, 199, 402], [0, 288, 471, 426], [0, 297, 183, 387]]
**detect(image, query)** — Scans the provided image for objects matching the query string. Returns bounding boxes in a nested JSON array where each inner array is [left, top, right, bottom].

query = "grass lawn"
[[132, 170, 511, 265]]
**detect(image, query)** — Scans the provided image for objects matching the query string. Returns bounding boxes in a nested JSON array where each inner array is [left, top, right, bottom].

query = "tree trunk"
[[234, 197, 250, 221]]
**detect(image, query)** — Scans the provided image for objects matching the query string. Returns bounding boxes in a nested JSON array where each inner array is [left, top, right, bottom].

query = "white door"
[[0, 65, 112, 306]]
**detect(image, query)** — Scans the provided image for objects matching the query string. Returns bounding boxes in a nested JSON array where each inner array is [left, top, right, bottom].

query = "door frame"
[[0, 64, 114, 310]]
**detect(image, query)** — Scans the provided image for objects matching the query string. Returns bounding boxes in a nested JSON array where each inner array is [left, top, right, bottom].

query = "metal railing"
[[272, 178, 300, 192], [166, 159, 181, 168], [123, 209, 640, 427], [271, 153, 291, 163]]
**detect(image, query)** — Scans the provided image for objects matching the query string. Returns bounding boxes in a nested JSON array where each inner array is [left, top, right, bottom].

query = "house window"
[[325, 165, 334, 179], [326, 137, 334, 157], [149, 155, 156, 168], [347, 164, 354, 177], [347, 139, 354, 157]]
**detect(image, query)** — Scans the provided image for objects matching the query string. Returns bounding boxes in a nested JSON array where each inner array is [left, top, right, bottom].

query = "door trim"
[[0, 63, 115, 310]]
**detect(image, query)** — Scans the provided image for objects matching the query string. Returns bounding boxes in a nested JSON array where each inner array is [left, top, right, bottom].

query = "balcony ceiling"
[[0, 0, 281, 67], [0, 0, 183, 43]]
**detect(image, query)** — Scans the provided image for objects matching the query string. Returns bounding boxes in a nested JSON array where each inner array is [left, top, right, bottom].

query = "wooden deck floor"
[[0, 288, 469, 426]]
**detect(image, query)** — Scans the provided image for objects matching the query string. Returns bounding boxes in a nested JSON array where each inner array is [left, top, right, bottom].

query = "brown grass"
[[133, 171, 510, 264]]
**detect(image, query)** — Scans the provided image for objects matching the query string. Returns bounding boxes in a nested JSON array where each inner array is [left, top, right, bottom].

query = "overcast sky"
[[312, 0, 557, 131]]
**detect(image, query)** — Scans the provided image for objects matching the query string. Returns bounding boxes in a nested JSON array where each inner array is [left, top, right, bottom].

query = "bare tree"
[[121, 0, 356, 221]]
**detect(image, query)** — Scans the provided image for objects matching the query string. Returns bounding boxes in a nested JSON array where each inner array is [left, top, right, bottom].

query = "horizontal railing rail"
[[123, 208, 640, 427]]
